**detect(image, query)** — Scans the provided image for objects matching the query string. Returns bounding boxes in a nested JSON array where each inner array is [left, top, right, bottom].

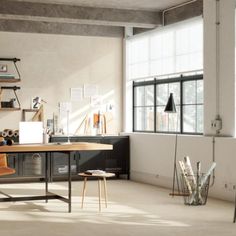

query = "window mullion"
[[154, 79, 157, 132], [180, 80, 183, 134]]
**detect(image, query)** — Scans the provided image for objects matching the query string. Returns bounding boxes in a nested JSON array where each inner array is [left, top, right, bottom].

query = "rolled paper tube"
[[0, 140, 7, 146], [13, 130, 19, 137], [7, 130, 14, 137], [6, 139, 14, 146], [2, 131, 8, 137]]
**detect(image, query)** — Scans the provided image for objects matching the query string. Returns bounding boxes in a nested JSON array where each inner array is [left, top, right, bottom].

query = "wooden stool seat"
[[79, 172, 115, 178], [79, 172, 115, 212]]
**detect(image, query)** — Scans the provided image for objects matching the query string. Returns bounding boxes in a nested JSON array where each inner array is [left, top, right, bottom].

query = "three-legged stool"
[[78, 172, 115, 212]]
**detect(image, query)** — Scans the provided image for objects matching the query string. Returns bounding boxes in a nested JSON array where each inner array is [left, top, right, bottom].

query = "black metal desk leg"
[[68, 152, 72, 213], [45, 152, 49, 203]]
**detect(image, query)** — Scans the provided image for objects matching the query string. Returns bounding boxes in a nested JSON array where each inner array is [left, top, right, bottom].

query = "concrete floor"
[[0, 180, 235, 236]]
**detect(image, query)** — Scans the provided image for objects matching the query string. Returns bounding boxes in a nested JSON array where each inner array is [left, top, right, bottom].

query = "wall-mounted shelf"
[[0, 78, 21, 83], [0, 86, 21, 110], [0, 108, 21, 111], [0, 58, 22, 111], [0, 58, 21, 81]]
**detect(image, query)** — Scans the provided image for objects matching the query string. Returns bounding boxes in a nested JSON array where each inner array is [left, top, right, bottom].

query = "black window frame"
[[133, 74, 203, 135]]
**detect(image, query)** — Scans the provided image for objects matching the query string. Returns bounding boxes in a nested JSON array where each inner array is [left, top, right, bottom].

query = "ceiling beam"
[[0, 0, 161, 28], [164, 0, 203, 26], [0, 19, 124, 37]]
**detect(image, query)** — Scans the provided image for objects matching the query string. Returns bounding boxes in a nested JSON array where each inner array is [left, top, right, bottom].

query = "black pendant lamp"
[[164, 93, 176, 113]]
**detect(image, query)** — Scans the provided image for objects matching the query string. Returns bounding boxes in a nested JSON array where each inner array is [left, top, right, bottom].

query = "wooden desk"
[[0, 142, 112, 212]]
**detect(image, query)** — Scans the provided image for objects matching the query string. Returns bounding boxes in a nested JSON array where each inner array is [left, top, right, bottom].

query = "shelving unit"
[[0, 58, 21, 111], [0, 78, 21, 83], [0, 108, 21, 111], [0, 58, 21, 81]]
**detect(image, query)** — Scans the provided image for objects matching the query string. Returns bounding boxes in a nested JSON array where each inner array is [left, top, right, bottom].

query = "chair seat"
[[0, 167, 15, 176], [79, 172, 115, 178]]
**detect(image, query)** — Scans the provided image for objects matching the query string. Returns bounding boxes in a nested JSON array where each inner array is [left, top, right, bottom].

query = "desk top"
[[0, 142, 113, 153]]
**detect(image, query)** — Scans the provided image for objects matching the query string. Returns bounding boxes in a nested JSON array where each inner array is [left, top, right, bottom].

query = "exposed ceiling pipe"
[[162, 0, 198, 26]]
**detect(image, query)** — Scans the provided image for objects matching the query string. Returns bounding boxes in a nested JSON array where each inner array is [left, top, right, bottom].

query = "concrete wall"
[[0, 31, 123, 134], [128, 132, 236, 202], [204, 0, 235, 136]]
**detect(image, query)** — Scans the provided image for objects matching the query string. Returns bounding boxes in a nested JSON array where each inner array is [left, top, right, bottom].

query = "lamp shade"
[[164, 93, 176, 113]]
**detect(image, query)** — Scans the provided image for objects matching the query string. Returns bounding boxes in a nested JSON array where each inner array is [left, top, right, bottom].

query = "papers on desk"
[[84, 170, 106, 175]]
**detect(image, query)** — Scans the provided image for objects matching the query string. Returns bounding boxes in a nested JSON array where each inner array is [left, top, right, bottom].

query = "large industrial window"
[[125, 18, 203, 132], [133, 74, 203, 134]]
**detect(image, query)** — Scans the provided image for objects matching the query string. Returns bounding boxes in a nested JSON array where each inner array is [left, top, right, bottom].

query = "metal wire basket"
[[180, 173, 211, 206]]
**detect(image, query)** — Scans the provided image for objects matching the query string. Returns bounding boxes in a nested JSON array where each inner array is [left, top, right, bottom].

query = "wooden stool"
[[79, 172, 115, 212]]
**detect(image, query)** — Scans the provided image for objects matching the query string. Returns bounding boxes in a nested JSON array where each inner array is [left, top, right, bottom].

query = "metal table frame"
[[0, 142, 112, 213], [0, 150, 72, 212]]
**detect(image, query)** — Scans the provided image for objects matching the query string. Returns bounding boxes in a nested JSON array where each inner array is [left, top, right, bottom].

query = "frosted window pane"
[[162, 31, 174, 57], [156, 105, 180, 132], [169, 83, 180, 105], [183, 105, 196, 132], [150, 34, 163, 60], [162, 57, 175, 75], [176, 55, 190, 72], [156, 106, 168, 131], [134, 86, 154, 106], [150, 60, 163, 76], [134, 87, 145, 106], [145, 86, 154, 106], [156, 84, 168, 105], [197, 80, 203, 104], [189, 23, 203, 52], [176, 28, 190, 55], [126, 18, 203, 79], [189, 52, 203, 71], [129, 37, 149, 64], [197, 105, 203, 133], [169, 106, 180, 132], [134, 107, 154, 131], [183, 81, 196, 104], [129, 62, 149, 79]]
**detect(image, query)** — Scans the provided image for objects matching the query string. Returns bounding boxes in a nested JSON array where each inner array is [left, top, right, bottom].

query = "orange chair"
[[0, 137, 15, 176]]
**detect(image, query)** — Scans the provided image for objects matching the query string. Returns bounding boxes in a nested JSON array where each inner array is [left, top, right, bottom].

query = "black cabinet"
[[102, 137, 130, 177], [20, 152, 46, 177], [51, 152, 77, 177], [50, 135, 130, 179], [72, 137, 105, 173]]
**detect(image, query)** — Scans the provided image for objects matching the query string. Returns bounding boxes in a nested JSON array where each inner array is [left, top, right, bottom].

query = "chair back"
[[0, 154, 7, 168], [0, 137, 7, 167]]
